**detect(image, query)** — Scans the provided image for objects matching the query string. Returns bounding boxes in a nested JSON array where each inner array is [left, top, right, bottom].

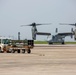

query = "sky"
[[0, 0, 76, 41]]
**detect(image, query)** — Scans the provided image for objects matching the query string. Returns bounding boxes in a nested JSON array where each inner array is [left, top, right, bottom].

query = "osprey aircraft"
[[21, 22, 51, 40], [59, 23, 76, 40], [48, 28, 74, 44], [48, 23, 76, 44]]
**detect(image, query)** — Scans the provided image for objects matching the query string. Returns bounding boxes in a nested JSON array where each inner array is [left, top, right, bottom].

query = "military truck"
[[0, 37, 34, 54]]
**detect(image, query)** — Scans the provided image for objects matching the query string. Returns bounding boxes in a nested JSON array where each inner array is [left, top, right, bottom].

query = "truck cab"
[[0, 37, 11, 52]]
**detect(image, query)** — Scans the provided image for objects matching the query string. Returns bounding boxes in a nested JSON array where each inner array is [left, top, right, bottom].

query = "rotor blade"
[[59, 23, 70, 25], [68, 24, 76, 26], [20, 24, 32, 27], [21, 23, 52, 27], [59, 23, 76, 26], [36, 23, 52, 26]]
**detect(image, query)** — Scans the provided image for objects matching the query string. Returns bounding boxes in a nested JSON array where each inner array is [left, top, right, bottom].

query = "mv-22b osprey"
[[48, 28, 73, 44], [60, 23, 76, 40], [48, 23, 76, 44], [21, 22, 51, 40]]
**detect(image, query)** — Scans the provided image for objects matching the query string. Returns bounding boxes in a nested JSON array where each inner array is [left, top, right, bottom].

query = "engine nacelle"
[[74, 29, 76, 40], [32, 32, 36, 40], [74, 34, 76, 40]]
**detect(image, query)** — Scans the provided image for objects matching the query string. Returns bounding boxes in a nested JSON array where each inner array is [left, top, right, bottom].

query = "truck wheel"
[[22, 49, 25, 53], [8, 49, 12, 53], [7, 51, 10, 53], [12, 49, 15, 53], [27, 49, 31, 54], [49, 42, 53, 44], [62, 42, 64, 44], [0, 51, 4, 53], [17, 49, 20, 53]]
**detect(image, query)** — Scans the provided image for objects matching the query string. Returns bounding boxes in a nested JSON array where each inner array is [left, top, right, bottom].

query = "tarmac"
[[0, 44, 76, 75]]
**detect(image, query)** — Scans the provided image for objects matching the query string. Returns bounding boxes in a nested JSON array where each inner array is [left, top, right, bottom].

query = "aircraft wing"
[[57, 32, 74, 36], [36, 32, 51, 35]]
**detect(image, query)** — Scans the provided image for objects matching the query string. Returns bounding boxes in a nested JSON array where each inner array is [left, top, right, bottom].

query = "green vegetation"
[[34, 41, 76, 44], [34, 41, 48, 44], [65, 42, 76, 44]]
